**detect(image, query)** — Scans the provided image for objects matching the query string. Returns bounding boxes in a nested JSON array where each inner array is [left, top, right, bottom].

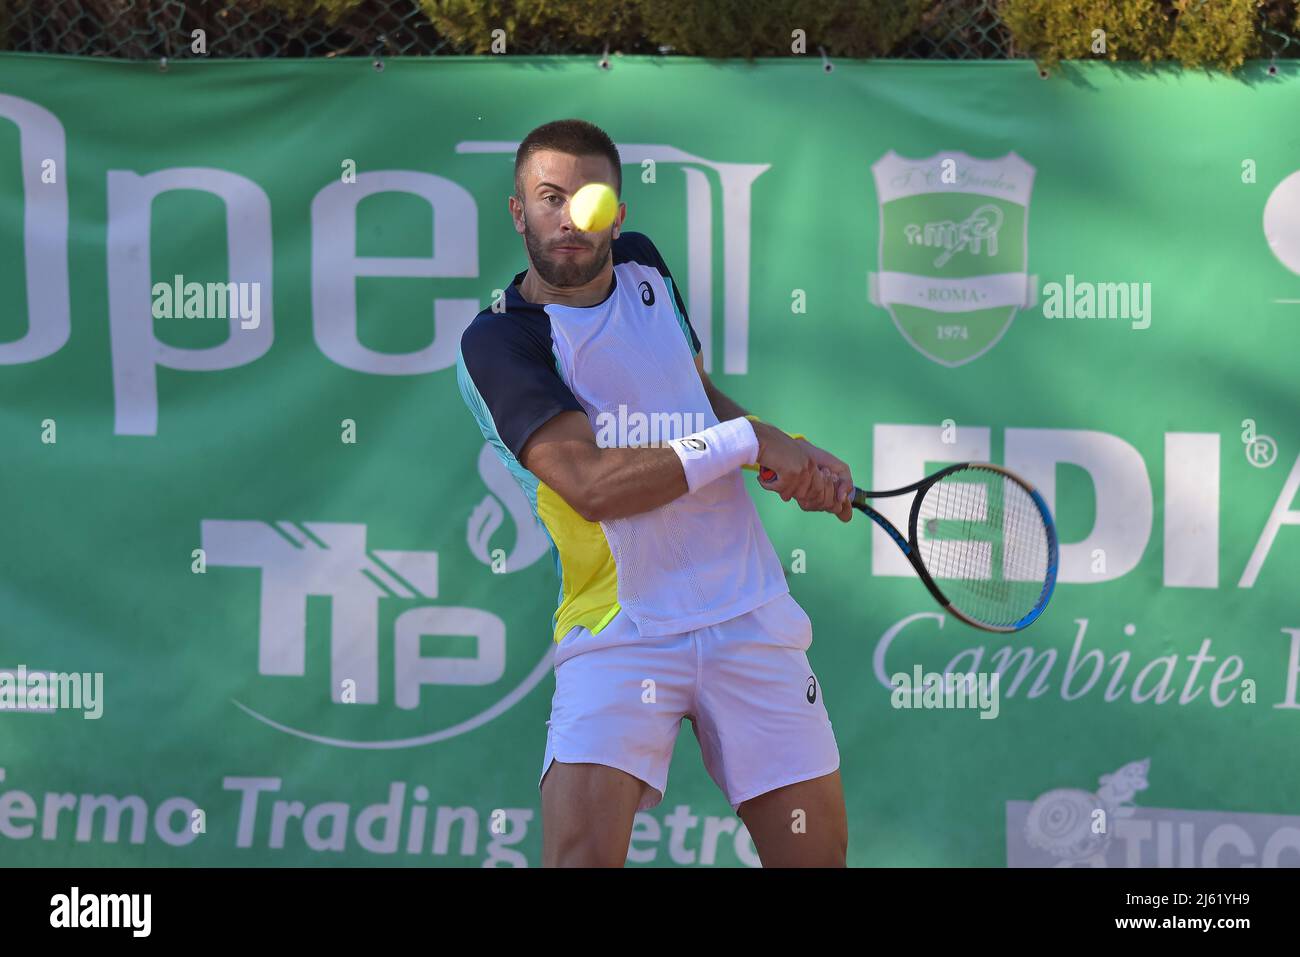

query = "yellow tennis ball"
[[569, 183, 618, 232]]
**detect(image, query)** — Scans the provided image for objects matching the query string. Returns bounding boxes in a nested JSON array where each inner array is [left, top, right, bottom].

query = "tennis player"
[[456, 119, 853, 867]]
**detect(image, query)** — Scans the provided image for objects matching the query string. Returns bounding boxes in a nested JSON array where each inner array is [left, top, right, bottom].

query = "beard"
[[523, 220, 612, 288]]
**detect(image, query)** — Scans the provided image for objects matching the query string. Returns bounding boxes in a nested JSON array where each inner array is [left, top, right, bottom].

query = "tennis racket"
[[757, 462, 1059, 633]]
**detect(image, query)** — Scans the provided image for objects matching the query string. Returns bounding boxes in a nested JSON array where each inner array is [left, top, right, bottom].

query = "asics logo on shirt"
[[456, 231, 786, 642]]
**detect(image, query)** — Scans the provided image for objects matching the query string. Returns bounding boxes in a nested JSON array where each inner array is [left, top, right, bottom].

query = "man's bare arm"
[[694, 353, 854, 520], [520, 411, 689, 523], [695, 353, 752, 422], [520, 405, 830, 522], [693, 352, 795, 469], [518, 356, 846, 523]]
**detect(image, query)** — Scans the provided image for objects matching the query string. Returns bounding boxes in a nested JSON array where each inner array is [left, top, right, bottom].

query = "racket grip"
[[759, 467, 777, 482]]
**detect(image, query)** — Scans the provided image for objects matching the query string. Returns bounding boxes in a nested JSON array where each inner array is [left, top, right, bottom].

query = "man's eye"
[[544, 195, 562, 206]]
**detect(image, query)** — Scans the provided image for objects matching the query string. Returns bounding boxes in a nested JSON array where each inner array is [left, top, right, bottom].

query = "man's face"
[[515, 149, 623, 288]]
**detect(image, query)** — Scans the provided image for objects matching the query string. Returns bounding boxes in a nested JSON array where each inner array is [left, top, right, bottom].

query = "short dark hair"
[[514, 119, 621, 199]]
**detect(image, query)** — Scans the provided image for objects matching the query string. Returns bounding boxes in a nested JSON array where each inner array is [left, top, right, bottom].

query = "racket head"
[[905, 463, 1058, 633]]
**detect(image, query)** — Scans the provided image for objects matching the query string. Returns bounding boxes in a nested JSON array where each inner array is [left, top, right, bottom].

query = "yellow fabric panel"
[[535, 481, 621, 643]]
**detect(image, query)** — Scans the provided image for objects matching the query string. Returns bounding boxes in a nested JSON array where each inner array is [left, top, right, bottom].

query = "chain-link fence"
[[0, 0, 1296, 61], [0, 0, 1028, 60], [2, 0, 456, 59]]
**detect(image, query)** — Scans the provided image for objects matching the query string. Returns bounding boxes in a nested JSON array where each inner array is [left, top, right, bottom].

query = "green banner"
[[2, 54, 1299, 867]]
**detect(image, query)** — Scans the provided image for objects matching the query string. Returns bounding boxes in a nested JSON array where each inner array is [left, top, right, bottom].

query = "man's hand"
[[751, 422, 854, 522], [800, 440, 854, 523]]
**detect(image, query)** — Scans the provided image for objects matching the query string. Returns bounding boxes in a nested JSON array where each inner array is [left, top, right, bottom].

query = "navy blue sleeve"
[[457, 313, 584, 461], [619, 232, 702, 355]]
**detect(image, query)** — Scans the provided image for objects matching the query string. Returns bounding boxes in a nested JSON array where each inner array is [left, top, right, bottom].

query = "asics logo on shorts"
[[806, 676, 818, 704]]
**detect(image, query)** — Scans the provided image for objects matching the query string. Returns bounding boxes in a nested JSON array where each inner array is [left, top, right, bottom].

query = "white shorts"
[[539, 591, 840, 814]]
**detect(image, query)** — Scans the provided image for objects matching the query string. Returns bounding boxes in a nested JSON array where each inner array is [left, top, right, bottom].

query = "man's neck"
[[517, 264, 615, 308]]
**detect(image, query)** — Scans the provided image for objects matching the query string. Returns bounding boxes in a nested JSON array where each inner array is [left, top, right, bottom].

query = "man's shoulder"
[[460, 293, 551, 364], [613, 230, 663, 268]]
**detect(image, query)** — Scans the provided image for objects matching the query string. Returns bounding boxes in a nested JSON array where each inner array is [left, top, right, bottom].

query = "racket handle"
[[758, 465, 865, 508]]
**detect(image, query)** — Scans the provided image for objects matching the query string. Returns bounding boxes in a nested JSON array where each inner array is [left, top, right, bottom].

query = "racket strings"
[[918, 470, 1051, 628]]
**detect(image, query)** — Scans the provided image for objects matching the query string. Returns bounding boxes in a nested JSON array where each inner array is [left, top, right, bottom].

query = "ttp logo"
[[199, 520, 548, 748]]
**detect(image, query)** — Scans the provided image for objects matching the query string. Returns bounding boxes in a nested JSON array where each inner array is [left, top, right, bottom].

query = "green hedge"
[[420, 0, 929, 58], [4, 0, 1299, 69], [418, 0, 1297, 70], [1003, 0, 1294, 72]]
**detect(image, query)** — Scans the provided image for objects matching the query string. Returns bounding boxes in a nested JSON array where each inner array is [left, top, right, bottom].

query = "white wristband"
[[668, 417, 759, 493]]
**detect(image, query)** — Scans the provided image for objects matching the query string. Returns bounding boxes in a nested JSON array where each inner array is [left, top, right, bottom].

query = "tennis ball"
[[569, 182, 618, 232]]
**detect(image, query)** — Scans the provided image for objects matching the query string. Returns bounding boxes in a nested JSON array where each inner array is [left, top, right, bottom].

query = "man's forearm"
[[576, 445, 691, 521], [574, 412, 759, 521], [704, 382, 752, 423], [526, 405, 764, 523], [704, 382, 786, 457]]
